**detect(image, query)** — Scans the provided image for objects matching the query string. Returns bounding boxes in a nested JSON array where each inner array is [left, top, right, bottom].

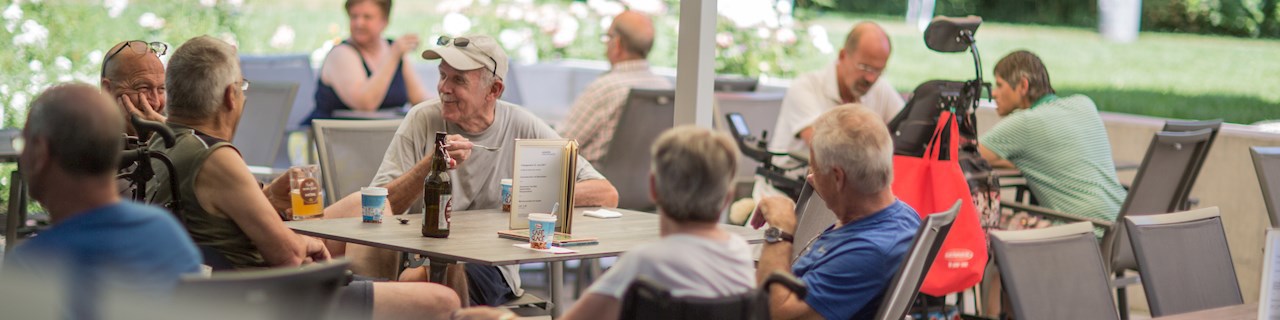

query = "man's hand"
[[264, 169, 295, 217], [393, 33, 421, 56], [757, 196, 798, 234], [444, 134, 473, 168], [118, 93, 166, 124], [302, 235, 331, 263], [450, 307, 516, 320]]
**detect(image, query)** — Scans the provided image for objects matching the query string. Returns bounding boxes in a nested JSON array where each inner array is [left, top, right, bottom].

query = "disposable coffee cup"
[[500, 179, 513, 212], [527, 213, 557, 249], [361, 187, 388, 223]]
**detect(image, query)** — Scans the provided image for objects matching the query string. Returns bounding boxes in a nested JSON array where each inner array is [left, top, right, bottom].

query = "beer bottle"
[[422, 132, 452, 238]]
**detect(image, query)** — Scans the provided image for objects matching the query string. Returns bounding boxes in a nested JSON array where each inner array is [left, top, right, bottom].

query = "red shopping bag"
[[891, 110, 988, 296]]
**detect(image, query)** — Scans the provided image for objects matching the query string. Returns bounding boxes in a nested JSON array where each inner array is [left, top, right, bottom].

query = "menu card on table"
[[1261, 228, 1280, 320], [510, 139, 577, 233]]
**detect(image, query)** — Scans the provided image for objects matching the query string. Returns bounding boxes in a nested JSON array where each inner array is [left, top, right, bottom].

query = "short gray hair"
[[25, 83, 123, 175], [650, 126, 739, 223], [811, 104, 894, 194], [165, 35, 240, 120]]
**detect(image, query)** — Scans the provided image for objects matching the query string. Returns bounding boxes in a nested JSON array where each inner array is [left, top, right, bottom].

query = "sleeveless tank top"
[[146, 122, 268, 269], [307, 39, 410, 125]]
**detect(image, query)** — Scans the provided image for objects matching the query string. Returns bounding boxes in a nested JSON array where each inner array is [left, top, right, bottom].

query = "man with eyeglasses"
[[761, 21, 905, 197], [558, 10, 672, 164], [372, 34, 620, 306], [99, 40, 169, 136], [145, 35, 462, 320]]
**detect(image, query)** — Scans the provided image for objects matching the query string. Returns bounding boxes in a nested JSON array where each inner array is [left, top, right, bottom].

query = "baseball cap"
[[421, 35, 509, 80]]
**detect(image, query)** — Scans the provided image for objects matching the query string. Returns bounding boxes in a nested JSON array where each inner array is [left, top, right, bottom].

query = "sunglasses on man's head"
[[100, 40, 168, 78], [436, 36, 497, 78]]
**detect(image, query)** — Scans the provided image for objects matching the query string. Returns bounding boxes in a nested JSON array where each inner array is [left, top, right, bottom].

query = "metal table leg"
[[550, 261, 564, 319]]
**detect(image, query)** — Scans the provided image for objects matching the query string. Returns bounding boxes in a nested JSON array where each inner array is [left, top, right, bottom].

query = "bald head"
[[101, 40, 167, 129], [843, 22, 891, 54], [609, 10, 656, 60], [24, 83, 124, 176]]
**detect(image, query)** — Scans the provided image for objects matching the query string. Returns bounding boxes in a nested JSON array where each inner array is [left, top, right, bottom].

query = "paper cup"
[[361, 187, 388, 223], [501, 178, 513, 212], [528, 213, 557, 249]]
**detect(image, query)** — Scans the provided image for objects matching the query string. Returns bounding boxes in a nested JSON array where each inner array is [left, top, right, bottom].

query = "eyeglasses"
[[100, 40, 168, 78], [436, 36, 497, 78], [855, 63, 883, 77], [239, 78, 251, 91]]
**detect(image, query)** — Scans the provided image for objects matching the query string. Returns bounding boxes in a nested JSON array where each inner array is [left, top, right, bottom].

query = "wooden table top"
[[1150, 303, 1258, 320], [287, 208, 765, 266]]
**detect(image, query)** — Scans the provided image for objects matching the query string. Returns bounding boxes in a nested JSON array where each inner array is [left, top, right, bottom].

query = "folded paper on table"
[[513, 243, 579, 254], [511, 139, 577, 233], [584, 209, 622, 219], [498, 229, 599, 246]]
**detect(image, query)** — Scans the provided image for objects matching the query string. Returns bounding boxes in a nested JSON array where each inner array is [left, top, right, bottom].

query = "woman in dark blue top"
[[308, 0, 429, 125]]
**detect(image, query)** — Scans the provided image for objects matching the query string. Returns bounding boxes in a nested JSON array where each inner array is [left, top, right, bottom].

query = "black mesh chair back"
[[1160, 119, 1221, 210], [1252, 146, 1280, 228], [874, 200, 961, 320], [1124, 207, 1242, 317], [991, 222, 1120, 320], [312, 119, 402, 204], [231, 81, 298, 168], [596, 89, 676, 211], [176, 258, 351, 320], [620, 271, 805, 320], [1104, 128, 1215, 272], [791, 181, 838, 263]]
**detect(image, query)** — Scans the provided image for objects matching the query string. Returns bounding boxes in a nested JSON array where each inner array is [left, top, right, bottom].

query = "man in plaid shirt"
[[558, 10, 673, 164]]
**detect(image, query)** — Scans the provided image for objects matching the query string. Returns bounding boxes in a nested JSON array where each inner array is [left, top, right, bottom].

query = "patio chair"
[[231, 81, 298, 169], [1251, 146, 1280, 228], [1124, 207, 1242, 317], [790, 181, 837, 263], [619, 271, 805, 320], [1000, 128, 1216, 319], [1160, 119, 1221, 210], [595, 88, 676, 212], [312, 119, 402, 204], [990, 222, 1120, 320], [713, 76, 759, 92], [175, 258, 351, 320], [873, 200, 961, 320], [240, 54, 317, 169]]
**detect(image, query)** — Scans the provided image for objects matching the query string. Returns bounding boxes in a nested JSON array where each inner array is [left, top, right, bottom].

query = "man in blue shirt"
[[1, 83, 202, 319], [757, 104, 921, 320]]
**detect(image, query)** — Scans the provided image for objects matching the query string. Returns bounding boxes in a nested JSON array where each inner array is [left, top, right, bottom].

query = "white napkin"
[[584, 209, 622, 219], [513, 243, 578, 254]]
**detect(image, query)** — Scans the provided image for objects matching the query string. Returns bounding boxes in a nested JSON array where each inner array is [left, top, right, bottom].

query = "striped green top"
[[981, 94, 1128, 225]]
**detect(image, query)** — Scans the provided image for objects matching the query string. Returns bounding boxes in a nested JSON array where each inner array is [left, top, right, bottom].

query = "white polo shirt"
[[768, 63, 905, 155]]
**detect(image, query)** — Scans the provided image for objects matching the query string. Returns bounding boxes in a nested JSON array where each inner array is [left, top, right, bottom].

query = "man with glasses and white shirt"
[[761, 22, 904, 197], [376, 34, 619, 306]]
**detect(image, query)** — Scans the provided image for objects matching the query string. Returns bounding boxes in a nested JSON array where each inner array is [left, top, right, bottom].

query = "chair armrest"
[[763, 271, 807, 300], [1000, 200, 1114, 230]]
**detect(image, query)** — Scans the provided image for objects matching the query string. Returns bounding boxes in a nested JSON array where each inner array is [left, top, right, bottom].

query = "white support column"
[[674, 0, 717, 128]]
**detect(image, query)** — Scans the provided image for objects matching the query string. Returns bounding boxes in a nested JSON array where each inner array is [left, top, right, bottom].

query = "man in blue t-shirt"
[[1, 83, 202, 319], [757, 105, 921, 320]]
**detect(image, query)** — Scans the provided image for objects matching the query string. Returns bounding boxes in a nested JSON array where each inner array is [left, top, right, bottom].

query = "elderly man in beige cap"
[[375, 34, 619, 306]]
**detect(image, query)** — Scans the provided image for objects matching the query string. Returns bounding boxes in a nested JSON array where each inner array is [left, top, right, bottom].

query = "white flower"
[[270, 25, 296, 49], [756, 27, 770, 39], [0, 85, 7, 96], [718, 0, 773, 28], [103, 0, 128, 18], [776, 28, 797, 45], [498, 28, 530, 49], [568, 2, 589, 19], [199, 0, 216, 8], [551, 14, 579, 48], [478, 0, 491, 6], [10, 92, 29, 117], [809, 25, 833, 54], [225, 0, 243, 9], [28, 60, 42, 72], [780, 15, 794, 28], [138, 12, 165, 30], [441, 12, 472, 36], [536, 5, 559, 33], [218, 32, 238, 48], [599, 16, 613, 30], [54, 56, 72, 70], [88, 50, 104, 65], [715, 32, 734, 48], [621, 0, 667, 15], [775, 0, 793, 15], [13, 19, 48, 48], [758, 61, 771, 72], [435, 0, 473, 14], [504, 5, 525, 21], [3, 3, 22, 22], [311, 39, 337, 70], [516, 43, 538, 64], [587, 0, 625, 17]]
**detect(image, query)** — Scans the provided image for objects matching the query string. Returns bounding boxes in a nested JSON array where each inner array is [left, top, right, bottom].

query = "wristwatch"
[[764, 227, 794, 244]]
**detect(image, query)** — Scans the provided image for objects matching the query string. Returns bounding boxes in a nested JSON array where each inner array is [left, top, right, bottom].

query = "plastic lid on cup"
[[528, 213, 557, 222], [361, 187, 388, 196], [501, 178, 513, 185]]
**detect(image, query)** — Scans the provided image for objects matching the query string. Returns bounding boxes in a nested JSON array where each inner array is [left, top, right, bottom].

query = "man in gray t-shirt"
[[371, 34, 619, 306]]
